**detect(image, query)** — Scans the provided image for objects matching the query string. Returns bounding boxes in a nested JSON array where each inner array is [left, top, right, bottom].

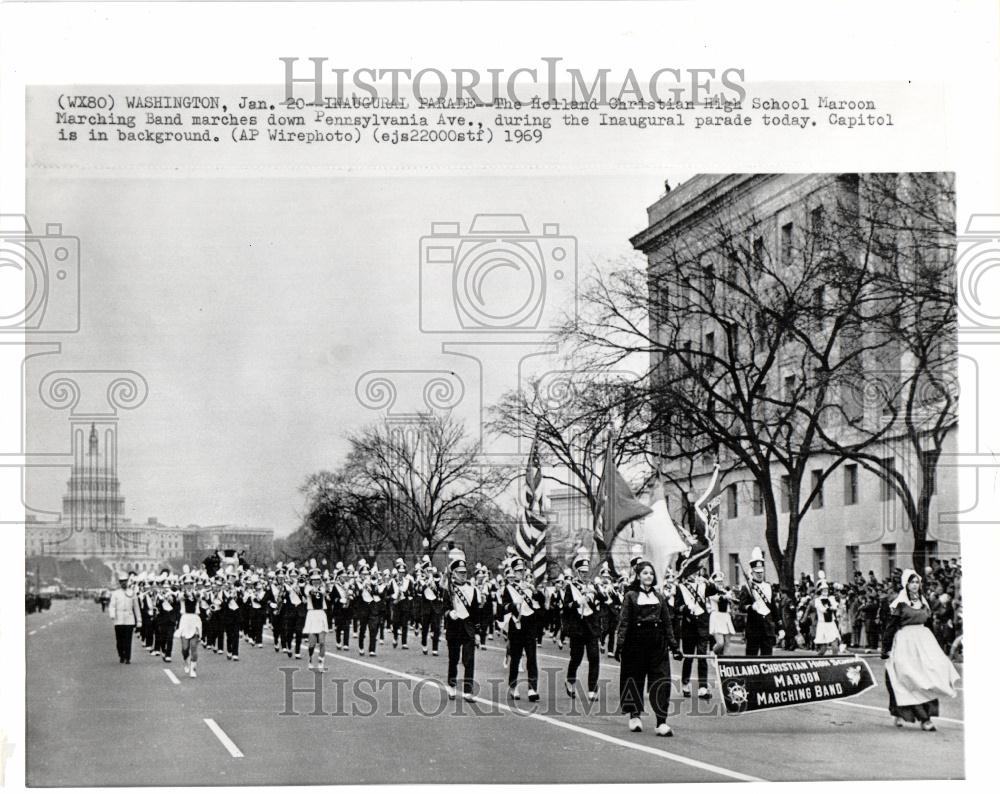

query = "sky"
[[24, 171, 678, 535]]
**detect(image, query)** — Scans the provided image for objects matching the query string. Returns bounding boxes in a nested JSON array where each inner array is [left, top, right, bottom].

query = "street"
[[26, 600, 964, 785]]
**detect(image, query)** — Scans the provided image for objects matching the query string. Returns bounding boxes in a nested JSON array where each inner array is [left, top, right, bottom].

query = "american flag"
[[514, 434, 548, 583]]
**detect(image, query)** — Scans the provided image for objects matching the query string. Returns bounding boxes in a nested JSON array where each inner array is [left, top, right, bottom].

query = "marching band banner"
[[716, 655, 875, 714]]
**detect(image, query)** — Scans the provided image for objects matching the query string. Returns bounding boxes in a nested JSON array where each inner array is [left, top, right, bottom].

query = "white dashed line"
[[203, 718, 244, 758], [28, 630, 37, 636], [164, 669, 181, 685]]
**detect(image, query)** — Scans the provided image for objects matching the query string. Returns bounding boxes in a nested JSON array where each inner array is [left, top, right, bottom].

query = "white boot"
[[655, 723, 673, 737], [628, 717, 642, 732], [189, 662, 197, 679]]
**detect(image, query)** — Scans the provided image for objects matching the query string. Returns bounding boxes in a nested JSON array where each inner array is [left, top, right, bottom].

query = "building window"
[[752, 236, 765, 266], [882, 543, 897, 578], [780, 222, 794, 266], [726, 483, 738, 519], [752, 483, 763, 516], [846, 545, 860, 579], [813, 548, 825, 579], [811, 468, 824, 509], [729, 553, 741, 586], [780, 475, 791, 513], [784, 374, 796, 402], [844, 464, 858, 505], [880, 457, 895, 501]]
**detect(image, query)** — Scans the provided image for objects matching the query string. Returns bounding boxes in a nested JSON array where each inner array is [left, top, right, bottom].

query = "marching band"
[[108, 544, 787, 736]]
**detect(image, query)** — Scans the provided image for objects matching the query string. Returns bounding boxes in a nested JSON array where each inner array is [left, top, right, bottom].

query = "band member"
[[178, 573, 203, 678], [221, 567, 243, 660], [153, 574, 180, 663], [418, 563, 444, 656], [331, 564, 353, 650], [204, 576, 224, 653], [245, 574, 266, 648], [303, 567, 329, 671], [444, 550, 479, 701], [501, 557, 543, 702], [109, 572, 141, 664], [562, 546, 605, 701], [357, 564, 386, 656], [267, 569, 286, 652], [708, 571, 736, 656], [676, 569, 716, 699], [615, 560, 683, 736], [282, 569, 307, 659], [391, 558, 414, 649], [138, 574, 156, 650], [739, 546, 778, 656], [881, 569, 960, 731], [474, 564, 492, 648]]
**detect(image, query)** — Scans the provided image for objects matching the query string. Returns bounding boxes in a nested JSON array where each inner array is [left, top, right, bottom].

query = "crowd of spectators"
[[775, 558, 962, 660]]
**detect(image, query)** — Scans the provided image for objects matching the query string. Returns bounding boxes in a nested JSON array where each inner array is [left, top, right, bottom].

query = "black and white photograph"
[[3, 1, 998, 791]]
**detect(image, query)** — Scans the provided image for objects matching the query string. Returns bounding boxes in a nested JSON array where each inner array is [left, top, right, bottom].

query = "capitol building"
[[25, 424, 273, 582]]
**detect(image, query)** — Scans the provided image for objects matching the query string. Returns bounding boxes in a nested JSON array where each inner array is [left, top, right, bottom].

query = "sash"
[[678, 582, 707, 616], [748, 579, 772, 616], [335, 583, 349, 604], [288, 588, 301, 606], [451, 584, 472, 619], [569, 583, 594, 617], [160, 597, 173, 612], [423, 585, 437, 601]]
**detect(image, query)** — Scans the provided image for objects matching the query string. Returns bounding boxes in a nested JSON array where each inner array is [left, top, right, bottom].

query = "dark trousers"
[[114, 625, 135, 661], [567, 635, 600, 691], [446, 631, 476, 694], [619, 625, 672, 722], [155, 620, 175, 659], [507, 626, 538, 689], [358, 613, 380, 652], [223, 618, 240, 657], [393, 602, 412, 644], [420, 610, 441, 651], [605, 613, 620, 654], [270, 612, 284, 648], [745, 624, 774, 657], [334, 613, 351, 647], [681, 619, 710, 686], [282, 612, 303, 654]]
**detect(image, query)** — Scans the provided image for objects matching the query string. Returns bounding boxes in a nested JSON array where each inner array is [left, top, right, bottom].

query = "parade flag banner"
[[642, 477, 690, 578], [594, 426, 651, 554], [514, 433, 548, 583], [693, 463, 724, 539], [717, 656, 876, 714]]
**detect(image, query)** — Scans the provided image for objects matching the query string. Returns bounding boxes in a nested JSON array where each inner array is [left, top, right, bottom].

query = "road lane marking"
[[831, 699, 963, 724], [164, 669, 181, 685], [28, 630, 36, 636], [318, 649, 761, 782], [203, 718, 244, 758]]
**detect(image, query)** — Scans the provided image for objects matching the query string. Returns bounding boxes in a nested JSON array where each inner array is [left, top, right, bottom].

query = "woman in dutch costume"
[[881, 569, 960, 731], [812, 581, 842, 655], [303, 564, 330, 671]]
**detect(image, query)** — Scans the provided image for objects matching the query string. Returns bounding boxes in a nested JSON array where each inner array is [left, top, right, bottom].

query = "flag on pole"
[[514, 434, 548, 583], [594, 426, 652, 555], [642, 477, 691, 579], [693, 462, 724, 543]]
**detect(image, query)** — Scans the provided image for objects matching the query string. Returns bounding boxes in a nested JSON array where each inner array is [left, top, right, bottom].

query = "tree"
[[487, 374, 647, 543], [564, 173, 956, 589], [345, 412, 510, 555]]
